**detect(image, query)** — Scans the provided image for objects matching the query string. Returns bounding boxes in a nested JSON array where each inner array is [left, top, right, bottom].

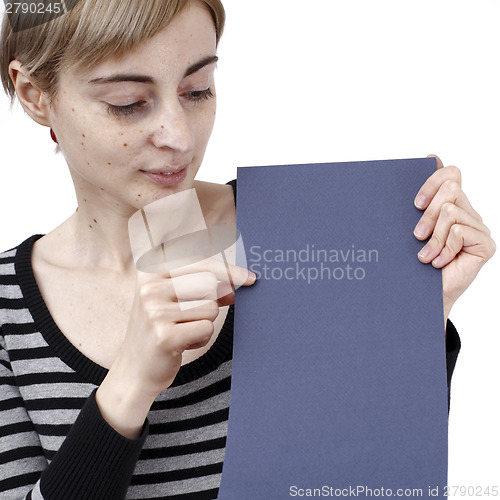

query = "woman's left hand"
[[413, 155, 496, 322]]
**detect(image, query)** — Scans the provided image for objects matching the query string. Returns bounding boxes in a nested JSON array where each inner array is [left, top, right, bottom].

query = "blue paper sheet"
[[218, 158, 448, 499]]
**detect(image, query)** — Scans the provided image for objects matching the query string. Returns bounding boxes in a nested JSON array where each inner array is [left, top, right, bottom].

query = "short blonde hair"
[[0, 0, 225, 107]]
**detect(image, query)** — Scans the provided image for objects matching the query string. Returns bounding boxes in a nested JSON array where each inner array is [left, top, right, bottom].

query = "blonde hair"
[[0, 0, 225, 107]]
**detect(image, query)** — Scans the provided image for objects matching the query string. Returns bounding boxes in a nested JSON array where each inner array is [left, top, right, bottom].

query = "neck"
[[57, 193, 139, 274], [39, 175, 226, 274]]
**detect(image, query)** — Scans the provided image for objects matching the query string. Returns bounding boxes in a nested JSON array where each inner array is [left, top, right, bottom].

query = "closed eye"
[[105, 100, 147, 118], [182, 88, 214, 103]]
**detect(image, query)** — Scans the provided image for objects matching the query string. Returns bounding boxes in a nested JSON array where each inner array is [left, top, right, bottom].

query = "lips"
[[140, 164, 189, 185], [144, 164, 188, 175]]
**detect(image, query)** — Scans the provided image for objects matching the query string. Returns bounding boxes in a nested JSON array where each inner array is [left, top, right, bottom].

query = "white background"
[[1, 0, 499, 490]]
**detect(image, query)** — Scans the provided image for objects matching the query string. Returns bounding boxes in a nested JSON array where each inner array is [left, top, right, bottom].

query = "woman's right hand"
[[95, 260, 256, 439]]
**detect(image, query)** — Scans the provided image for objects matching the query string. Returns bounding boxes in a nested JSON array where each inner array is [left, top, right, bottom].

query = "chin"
[[150, 185, 191, 202]]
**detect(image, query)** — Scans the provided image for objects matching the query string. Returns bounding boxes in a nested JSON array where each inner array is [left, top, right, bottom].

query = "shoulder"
[[0, 237, 25, 274], [1, 235, 42, 257], [193, 179, 236, 199], [0, 246, 17, 265], [1, 235, 42, 267], [193, 180, 236, 226], [0, 246, 18, 311], [0, 237, 35, 331]]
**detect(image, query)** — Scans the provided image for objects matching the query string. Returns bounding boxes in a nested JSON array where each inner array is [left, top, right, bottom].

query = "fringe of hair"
[[0, 0, 225, 108]]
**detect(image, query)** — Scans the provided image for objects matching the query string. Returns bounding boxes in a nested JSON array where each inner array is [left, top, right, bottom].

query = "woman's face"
[[47, 1, 217, 210]]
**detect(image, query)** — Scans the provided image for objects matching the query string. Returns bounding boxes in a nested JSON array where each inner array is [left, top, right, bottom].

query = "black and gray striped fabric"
[[0, 235, 234, 499]]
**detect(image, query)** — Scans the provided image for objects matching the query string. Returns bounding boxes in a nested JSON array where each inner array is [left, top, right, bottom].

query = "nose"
[[151, 99, 194, 154]]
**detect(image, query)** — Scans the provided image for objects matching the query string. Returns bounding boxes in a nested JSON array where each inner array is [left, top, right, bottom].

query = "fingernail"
[[415, 194, 427, 209], [432, 255, 444, 266], [418, 245, 431, 259], [248, 271, 257, 283], [414, 221, 427, 239]]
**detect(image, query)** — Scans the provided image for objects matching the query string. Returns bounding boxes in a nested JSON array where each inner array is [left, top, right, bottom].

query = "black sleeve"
[[226, 178, 237, 202], [40, 389, 148, 500], [445, 319, 461, 412]]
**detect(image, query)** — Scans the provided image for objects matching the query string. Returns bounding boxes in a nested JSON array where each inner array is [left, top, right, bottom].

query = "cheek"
[[193, 103, 217, 147], [59, 109, 141, 169]]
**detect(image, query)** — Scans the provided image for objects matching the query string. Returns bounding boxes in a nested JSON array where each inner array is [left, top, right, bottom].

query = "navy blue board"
[[218, 158, 447, 499]]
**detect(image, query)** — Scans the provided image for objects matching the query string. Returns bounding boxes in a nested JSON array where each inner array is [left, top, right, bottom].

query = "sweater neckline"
[[15, 234, 234, 387], [14, 177, 237, 387]]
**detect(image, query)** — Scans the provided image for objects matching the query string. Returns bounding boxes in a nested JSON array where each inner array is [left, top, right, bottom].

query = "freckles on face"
[[49, 2, 218, 205], [53, 99, 145, 193]]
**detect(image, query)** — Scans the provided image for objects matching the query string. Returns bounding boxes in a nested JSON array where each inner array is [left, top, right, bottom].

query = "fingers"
[[414, 156, 495, 273], [138, 256, 256, 287], [414, 182, 488, 241], [420, 224, 495, 269], [135, 254, 255, 311], [414, 160, 462, 211], [137, 273, 210, 306], [417, 203, 491, 265], [171, 272, 219, 301], [170, 255, 256, 287], [137, 273, 220, 317], [414, 179, 483, 243], [148, 299, 220, 325], [137, 266, 252, 310], [163, 320, 215, 352]]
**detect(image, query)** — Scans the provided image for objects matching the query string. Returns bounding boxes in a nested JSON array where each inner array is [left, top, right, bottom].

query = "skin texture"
[[7, 3, 496, 439]]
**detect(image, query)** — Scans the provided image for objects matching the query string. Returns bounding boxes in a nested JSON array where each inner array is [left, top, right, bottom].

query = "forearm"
[[95, 359, 156, 440]]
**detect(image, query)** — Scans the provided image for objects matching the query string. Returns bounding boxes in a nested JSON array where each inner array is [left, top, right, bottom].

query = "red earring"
[[50, 128, 58, 144]]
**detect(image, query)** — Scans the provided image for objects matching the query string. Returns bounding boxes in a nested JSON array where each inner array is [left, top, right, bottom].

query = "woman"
[[0, 0, 495, 498]]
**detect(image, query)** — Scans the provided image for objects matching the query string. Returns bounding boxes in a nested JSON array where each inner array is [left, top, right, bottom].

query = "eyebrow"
[[88, 55, 218, 85]]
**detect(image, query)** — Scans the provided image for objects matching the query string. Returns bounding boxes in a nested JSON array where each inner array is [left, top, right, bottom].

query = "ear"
[[8, 60, 52, 127]]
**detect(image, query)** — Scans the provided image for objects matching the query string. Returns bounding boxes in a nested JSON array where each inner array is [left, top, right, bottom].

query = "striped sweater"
[[0, 234, 234, 500], [0, 183, 461, 499]]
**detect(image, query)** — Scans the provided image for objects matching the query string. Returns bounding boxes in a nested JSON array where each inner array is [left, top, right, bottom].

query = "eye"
[[181, 88, 214, 103], [105, 100, 147, 118]]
